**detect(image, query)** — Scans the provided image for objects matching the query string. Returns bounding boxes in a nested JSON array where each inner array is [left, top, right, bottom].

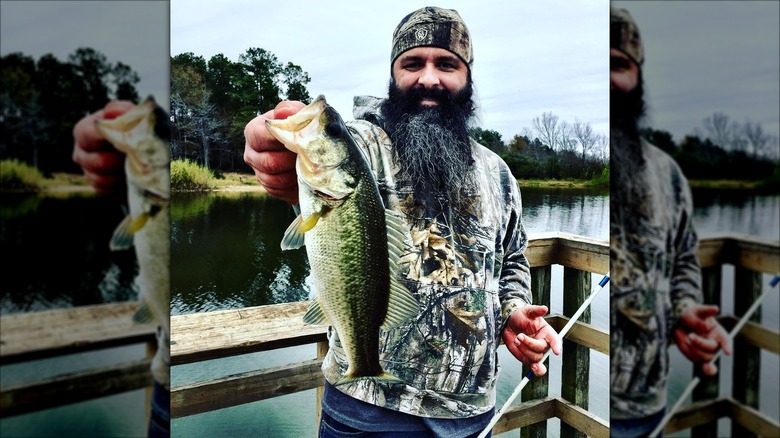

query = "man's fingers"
[[506, 342, 547, 376], [702, 361, 718, 377], [544, 328, 562, 356], [688, 333, 720, 353], [530, 362, 547, 377], [102, 100, 135, 119], [244, 116, 288, 153], [675, 328, 693, 358], [715, 327, 732, 356], [514, 334, 548, 357], [73, 148, 125, 175], [274, 100, 306, 119], [248, 149, 297, 176]]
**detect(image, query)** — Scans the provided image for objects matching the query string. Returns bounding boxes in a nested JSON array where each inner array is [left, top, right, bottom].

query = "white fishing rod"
[[648, 273, 780, 438], [477, 272, 611, 438]]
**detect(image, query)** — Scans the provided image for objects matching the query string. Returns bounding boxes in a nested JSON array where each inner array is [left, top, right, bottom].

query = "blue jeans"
[[610, 409, 666, 438], [318, 410, 491, 438], [147, 381, 170, 438]]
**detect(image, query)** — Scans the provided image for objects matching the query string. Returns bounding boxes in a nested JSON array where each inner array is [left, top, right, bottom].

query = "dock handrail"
[[0, 301, 157, 417]]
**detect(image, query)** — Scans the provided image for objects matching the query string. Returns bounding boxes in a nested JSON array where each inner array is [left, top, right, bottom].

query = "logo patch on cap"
[[415, 28, 428, 41]]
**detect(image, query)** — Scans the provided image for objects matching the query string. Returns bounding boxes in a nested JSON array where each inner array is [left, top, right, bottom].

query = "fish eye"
[[325, 122, 342, 137]]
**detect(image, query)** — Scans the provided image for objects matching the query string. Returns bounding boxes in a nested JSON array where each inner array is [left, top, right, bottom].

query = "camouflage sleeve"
[[499, 173, 533, 329], [670, 167, 702, 322]]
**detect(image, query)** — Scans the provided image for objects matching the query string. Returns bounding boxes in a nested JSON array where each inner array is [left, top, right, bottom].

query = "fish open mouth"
[[94, 97, 158, 177], [265, 96, 327, 154]]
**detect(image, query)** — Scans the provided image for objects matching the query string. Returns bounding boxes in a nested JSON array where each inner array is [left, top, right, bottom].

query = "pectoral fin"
[[110, 215, 134, 250], [281, 212, 321, 250], [109, 212, 151, 251]]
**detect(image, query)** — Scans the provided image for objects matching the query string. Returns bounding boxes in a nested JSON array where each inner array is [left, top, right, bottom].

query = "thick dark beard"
[[611, 77, 648, 212], [381, 80, 477, 213]]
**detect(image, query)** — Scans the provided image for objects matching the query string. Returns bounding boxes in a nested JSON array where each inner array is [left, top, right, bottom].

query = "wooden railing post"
[[522, 266, 551, 438], [560, 268, 590, 438], [692, 266, 722, 438], [145, 339, 157, 428], [731, 268, 762, 438], [316, 340, 328, 429]]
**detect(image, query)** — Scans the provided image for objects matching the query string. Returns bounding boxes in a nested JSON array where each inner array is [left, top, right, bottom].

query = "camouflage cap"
[[611, 8, 644, 66], [391, 6, 473, 69]]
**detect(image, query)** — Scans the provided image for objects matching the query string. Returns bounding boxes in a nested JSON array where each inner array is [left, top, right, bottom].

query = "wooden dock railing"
[[1, 232, 777, 438], [166, 232, 611, 437], [663, 233, 780, 438], [0, 301, 157, 418]]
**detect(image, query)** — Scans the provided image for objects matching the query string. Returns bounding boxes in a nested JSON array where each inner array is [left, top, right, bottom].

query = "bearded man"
[[244, 6, 561, 438], [609, 8, 731, 438]]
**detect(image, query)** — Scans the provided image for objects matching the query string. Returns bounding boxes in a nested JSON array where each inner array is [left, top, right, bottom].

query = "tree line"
[[4, 46, 775, 187], [170, 49, 311, 173], [1, 48, 141, 175], [171, 48, 610, 181], [641, 112, 779, 188], [471, 111, 609, 181]]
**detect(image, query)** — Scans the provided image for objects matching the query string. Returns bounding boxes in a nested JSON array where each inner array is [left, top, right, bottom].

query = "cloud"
[[170, 0, 609, 141], [613, 1, 780, 142], [1, 1, 169, 110]]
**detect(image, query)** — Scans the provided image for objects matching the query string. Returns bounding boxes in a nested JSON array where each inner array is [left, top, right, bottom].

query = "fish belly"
[[306, 196, 389, 378]]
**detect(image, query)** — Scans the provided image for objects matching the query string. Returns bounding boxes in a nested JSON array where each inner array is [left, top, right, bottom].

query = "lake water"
[[0, 193, 148, 438]]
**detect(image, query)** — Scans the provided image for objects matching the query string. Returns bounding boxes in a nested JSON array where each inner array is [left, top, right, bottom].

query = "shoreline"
[[3, 177, 770, 195]]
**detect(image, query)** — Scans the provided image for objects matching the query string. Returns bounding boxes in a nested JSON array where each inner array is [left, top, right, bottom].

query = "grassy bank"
[[519, 179, 600, 189], [689, 179, 763, 190], [4, 158, 774, 195]]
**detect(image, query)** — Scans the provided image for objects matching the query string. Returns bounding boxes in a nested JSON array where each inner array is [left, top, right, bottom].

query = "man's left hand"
[[503, 305, 562, 376], [675, 304, 731, 376]]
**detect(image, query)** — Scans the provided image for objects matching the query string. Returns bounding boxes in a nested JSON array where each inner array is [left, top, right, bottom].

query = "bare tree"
[[593, 133, 609, 164], [702, 112, 733, 149], [559, 121, 578, 153], [573, 120, 598, 165], [743, 121, 772, 160], [702, 111, 748, 153], [533, 111, 561, 151]]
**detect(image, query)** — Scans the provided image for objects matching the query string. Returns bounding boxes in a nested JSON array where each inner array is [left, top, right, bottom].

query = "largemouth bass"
[[266, 95, 419, 385], [95, 96, 170, 337]]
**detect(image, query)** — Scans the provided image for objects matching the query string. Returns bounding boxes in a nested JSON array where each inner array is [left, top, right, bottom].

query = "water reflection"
[[521, 186, 610, 240], [0, 194, 138, 315], [692, 189, 780, 239], [170, 192, 310, 315]]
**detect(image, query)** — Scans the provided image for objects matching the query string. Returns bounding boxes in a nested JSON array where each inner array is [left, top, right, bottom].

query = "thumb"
[[693, 305, 720, 319], [523, 305, 549, 320]]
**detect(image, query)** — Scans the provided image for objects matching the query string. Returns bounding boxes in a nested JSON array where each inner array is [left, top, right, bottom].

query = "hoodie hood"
[[352, 95, 388, 128]]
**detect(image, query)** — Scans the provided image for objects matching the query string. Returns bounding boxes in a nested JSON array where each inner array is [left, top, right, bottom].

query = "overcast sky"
[[612, 1, 780, 144], [1, 0, 169, 111], [171, 0, 610, 142]]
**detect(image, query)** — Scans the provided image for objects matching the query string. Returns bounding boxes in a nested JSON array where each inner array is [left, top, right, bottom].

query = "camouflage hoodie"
[[319, 95, 533, 418], [610, 138, 702, 419]]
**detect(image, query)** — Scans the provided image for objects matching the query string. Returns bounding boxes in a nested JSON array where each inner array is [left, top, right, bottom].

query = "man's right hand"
[[72, 100, 135, 202], [243, 100, 305, 205]]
